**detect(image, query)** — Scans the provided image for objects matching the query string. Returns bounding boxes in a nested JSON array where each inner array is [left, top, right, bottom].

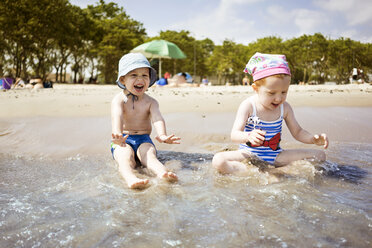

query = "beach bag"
[[156, 78, 167, 86], [43, 81, 53, 88], [0, 77, 13, 90]]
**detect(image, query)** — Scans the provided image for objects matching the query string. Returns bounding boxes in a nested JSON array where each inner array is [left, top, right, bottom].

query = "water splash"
[[1, 144, 371, 247]]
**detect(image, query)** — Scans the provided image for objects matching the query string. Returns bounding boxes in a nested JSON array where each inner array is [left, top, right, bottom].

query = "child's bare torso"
[[121, 93, 153, 135]]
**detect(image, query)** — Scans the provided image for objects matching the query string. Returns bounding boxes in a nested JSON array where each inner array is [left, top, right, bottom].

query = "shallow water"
[[1, 107, 372, 247]]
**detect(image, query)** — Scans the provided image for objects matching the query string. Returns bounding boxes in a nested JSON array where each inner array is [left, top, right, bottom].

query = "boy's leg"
[[274, 149, 326, 166], [212, 150, 256, 174], [114, 146, 149, 189], [137, 143, 178, 182]]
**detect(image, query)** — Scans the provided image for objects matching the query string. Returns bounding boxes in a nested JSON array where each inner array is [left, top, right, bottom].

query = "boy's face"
[[120, 67, 150, 95], [253, 75, 290, 110]]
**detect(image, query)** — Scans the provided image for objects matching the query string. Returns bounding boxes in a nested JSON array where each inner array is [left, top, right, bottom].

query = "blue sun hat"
[[244, 52, 291, 82], [116, 53, 157, 89]]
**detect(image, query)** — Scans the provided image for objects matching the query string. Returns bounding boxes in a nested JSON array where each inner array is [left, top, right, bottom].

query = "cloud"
[[168, 0, 259, 44], [314, 0, 372, 26], [265, 5, 330, 38], [292, 9, 330, 35]]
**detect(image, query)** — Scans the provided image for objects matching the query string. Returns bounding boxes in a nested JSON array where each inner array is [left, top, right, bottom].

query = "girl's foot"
[[161, 171, 178, 182]]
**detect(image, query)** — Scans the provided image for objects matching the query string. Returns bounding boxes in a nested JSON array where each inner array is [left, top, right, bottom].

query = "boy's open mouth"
[[134, 85, 144, 90]]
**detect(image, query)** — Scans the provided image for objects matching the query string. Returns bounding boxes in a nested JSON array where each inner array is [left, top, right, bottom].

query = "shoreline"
[[1, 84, 371, 118]]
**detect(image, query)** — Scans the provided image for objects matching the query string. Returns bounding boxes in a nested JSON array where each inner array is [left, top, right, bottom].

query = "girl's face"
[[120, 67, 150, 95], [253, 75, 291, 110]]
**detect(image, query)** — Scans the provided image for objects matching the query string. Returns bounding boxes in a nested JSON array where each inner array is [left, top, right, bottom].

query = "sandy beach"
[[1, 82, 372, 158], [1, 83, 372, 118]]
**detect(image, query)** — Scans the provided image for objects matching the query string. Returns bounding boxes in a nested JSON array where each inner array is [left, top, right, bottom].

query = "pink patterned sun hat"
[[244, 52, 291, 81]]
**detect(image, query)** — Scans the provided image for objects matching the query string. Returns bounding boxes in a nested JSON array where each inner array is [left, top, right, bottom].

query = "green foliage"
[[207, 40, 249, 85], [85, 0, 146, 83], [1, 1, 371, 85], [0, 0, 73, 78]]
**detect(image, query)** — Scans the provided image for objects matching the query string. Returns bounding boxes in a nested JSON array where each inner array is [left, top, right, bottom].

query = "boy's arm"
[[231, 99, 265, 145], [150, 99, 180, 144], [111, 93, 128, 145], [284, 102, 328, 148]]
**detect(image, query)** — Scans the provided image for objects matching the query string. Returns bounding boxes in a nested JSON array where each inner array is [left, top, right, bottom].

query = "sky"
[[69, 0, 372, 45]]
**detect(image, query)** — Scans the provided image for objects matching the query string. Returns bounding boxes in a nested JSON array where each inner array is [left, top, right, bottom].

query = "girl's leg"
[[137, 143, 178, 182], [212, 150, 256, 174], [274, 149, 326, 166], [114, 146, 149, 189]]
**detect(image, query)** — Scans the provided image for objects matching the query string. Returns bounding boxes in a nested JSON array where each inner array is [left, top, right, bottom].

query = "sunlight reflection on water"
[[1, 142, 371, 247], [1, 107, 372, 247]]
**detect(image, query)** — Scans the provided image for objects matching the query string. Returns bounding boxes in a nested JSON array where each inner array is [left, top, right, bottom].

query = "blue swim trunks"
[[111, 134, 155, 159]]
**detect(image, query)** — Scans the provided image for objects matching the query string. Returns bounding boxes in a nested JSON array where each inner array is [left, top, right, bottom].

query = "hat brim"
[[116, 66, 157, 89]]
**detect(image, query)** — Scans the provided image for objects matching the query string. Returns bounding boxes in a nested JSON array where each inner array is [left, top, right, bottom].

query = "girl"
[[212, 52, 329, 174]]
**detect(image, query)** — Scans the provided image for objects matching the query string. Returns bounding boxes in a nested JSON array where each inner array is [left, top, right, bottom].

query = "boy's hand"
[[156, 134, 181, 144], [246, 129, 266, 146], [313, 133, 329, 149], [111, 133, 129, 147]]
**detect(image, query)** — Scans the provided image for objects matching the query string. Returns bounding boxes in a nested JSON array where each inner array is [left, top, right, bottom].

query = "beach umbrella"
[[130, 39, 187, 78]]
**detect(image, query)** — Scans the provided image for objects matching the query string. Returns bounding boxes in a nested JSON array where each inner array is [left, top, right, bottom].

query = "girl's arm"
[[150, 99, 180, 144], [284, 102, 328, 148], [231, 98, 265, 145]]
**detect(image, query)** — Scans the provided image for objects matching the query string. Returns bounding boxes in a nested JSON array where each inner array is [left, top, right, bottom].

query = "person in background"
[[201, 77, 209, 86], [350, 68, 359, 83], [25, 76, 44, 89], [242, 75, 250, 85], [164, 71, 171, 84], [12, 77, 26, 88]]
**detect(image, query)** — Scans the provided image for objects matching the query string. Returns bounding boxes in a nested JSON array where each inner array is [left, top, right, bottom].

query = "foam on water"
[[1, 144, 371, 247]]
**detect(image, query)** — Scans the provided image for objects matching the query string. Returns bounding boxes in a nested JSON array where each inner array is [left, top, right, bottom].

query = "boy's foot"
[[127, 178, 150, 189], [161, 171, 178, 182]]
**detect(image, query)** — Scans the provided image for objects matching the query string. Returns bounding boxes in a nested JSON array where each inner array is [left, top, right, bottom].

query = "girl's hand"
[[247, 129, 266, 146], [156, 134, 181, 144], [313, 133, 329, 149], [111, 133, 129, 147]]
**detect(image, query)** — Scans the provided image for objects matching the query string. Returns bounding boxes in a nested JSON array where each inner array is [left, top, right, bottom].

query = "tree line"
[[1, 0, 371, 85]]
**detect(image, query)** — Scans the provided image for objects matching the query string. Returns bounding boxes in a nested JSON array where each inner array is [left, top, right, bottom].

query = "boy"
[[111, 53, 180, 189]]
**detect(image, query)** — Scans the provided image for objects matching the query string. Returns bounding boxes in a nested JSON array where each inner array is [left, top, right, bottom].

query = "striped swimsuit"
[[239, 100, 283, 164]]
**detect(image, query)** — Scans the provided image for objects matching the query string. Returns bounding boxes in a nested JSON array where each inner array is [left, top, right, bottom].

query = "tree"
[[285, 33, 329, 84], [328, 38, 355, 84], [195, 38, 215, 80], [207, 40, 248, 85], [0, 0, 78, 80], [248, 36, 285, 54], [86, 0, 147, 83]]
